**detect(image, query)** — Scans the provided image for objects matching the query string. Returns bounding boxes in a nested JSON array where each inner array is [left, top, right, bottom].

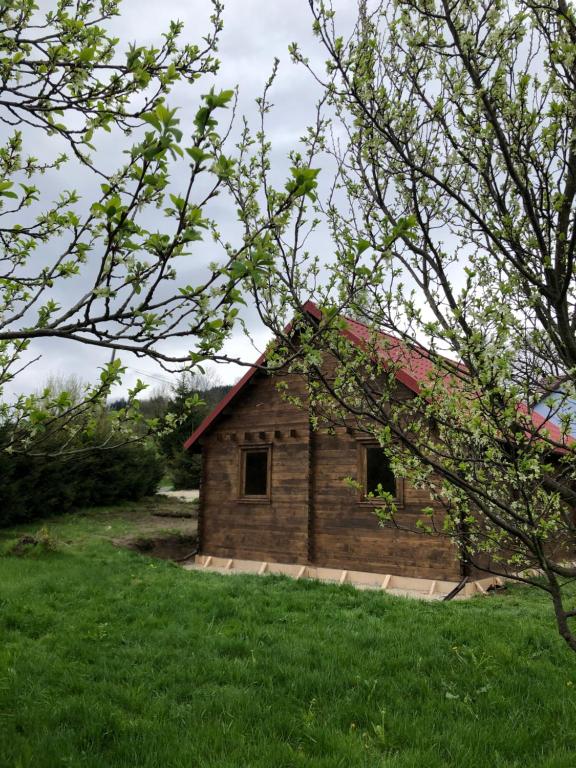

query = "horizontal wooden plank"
[[203, 531, 309, 563], [314, 555, 460, 580], [198, 361, 460, 580], [203, 513, 309, 530], [199, 545, 305, 565], [312, 530, 459, 579]]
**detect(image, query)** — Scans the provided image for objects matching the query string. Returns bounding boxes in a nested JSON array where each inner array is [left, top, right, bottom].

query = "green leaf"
[[0, 180, 17, 199], [205, 88, 235, 108], [186, 146, 211, 164], [142, 113, 162, 131], [78, 46, 95, 64], [285, 167, 321, 200]]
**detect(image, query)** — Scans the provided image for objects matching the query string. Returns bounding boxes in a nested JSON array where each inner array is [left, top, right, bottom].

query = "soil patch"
[[96, 495, 198, 536], [152, 510, 194, 519], [119, 533, 198, 562]]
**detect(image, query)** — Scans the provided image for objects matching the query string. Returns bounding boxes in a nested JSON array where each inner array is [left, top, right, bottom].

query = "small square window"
[[240, 447, 270, 499]]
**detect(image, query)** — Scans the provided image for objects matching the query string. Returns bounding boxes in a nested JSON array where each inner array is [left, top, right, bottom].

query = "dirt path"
[[110, 495, 199, 562], [156, 489, 199, 502]]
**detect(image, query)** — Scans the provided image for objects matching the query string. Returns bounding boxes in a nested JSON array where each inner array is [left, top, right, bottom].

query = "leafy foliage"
[[0, 0, 316, 454], [233, 0, 576, 652]]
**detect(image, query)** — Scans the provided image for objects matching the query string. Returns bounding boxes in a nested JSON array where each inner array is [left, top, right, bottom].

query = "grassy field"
[[1, 502, 575, 768]]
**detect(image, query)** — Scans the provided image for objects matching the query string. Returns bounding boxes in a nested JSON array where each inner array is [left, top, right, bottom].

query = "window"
[[240, 446, 271, 499], [359, 443, 402, 503]]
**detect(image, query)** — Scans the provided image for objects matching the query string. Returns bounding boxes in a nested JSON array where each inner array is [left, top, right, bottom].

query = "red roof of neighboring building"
[[518, 401, 567, 445], [183, 300, 569, 450]]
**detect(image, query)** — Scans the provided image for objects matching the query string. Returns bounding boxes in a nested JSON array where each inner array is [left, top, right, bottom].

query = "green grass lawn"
[[1, 505, 575, 768]]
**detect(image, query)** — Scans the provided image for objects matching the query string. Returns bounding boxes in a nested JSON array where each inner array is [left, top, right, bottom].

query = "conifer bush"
[[0, 426, 164, 526]]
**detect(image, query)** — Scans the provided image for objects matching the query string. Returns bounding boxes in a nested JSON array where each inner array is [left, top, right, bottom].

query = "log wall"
[[310, 430, 461, 580], [200, 371, 311, 563], [199, 368, 461, 579]]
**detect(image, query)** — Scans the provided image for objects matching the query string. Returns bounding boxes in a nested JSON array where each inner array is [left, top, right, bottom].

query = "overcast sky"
[[5, 0, 357, 399]]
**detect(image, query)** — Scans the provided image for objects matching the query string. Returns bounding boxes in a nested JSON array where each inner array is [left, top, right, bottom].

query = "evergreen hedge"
[[0, 431, 164, 527]]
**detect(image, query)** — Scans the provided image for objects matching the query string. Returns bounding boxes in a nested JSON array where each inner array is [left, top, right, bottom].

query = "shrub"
[[81, 441, 165, 506], [6, 527, 60, 557], [0, 429, 165, 527], [170, 452, 202, 491]]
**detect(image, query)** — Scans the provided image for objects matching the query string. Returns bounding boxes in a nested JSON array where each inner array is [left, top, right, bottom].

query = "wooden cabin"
[[184, 302, 471, 586]]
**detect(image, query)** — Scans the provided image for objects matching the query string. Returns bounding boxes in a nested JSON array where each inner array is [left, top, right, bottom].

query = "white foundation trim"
[[186, 555, 499, 601]]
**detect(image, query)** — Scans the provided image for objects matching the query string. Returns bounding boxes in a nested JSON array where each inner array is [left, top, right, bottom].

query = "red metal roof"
[[338, 313, 465, 395], [183, 301, 570, 450]]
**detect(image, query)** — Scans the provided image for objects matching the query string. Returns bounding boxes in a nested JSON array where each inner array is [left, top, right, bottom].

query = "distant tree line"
[[155, 372, 230, 490], [0, 375, 164, 526]]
